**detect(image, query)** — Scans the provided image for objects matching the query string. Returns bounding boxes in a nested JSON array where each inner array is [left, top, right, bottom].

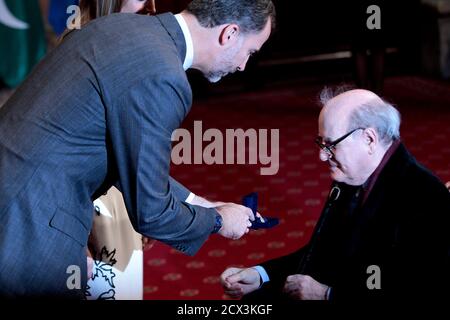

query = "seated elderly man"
[[220, 88, 450, 301]]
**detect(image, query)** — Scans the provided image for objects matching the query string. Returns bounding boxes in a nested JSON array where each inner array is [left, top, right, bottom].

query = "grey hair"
[[319, 85, 355, 106], [186, 0, 276, 35], [349, 99, 401, 145], [319, 86, 401, 145]]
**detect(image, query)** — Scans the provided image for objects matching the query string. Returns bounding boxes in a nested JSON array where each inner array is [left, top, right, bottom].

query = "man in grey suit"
[[0, 0, 276, 297]]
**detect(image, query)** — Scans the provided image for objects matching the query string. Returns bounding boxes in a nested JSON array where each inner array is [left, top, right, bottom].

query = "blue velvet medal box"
[[242, 192, 279, 229]]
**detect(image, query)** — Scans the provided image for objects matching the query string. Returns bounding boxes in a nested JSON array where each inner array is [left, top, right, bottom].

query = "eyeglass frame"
[[315, 127, 365, 159]]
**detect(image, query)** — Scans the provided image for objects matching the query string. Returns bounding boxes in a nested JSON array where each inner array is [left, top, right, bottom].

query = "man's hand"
[[220, 267, 261, 298], [215, 203, 254, 239], [283, 274, 329, 300], [191, 195, 264, 220]]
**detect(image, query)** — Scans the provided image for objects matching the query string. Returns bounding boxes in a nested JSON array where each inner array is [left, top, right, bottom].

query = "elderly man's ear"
[[445, 181, 450, 191], [364, 128, 378, 155]]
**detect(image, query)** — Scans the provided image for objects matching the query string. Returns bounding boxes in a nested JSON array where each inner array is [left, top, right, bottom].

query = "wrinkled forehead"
[[318, 104, 349, 139], [320, 89, 381, 133]]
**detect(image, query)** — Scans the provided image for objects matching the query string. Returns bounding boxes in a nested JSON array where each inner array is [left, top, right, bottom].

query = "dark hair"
[[186, 0, 276, 35]]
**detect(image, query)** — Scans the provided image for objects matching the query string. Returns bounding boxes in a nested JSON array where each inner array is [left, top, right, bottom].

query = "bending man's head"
[[183, 0, 276, 82]]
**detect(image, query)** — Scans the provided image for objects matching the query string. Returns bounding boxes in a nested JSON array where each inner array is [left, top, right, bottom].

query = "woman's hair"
[[79, 0, 156, 26], [79, 0, 124, 26]]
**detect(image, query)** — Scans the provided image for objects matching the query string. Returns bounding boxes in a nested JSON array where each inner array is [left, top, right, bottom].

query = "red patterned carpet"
[[143, 76, 450, 300]]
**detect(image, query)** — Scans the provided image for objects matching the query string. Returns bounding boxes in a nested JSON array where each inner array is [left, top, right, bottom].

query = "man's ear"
[[364, 128, 378, 153], [219, 24, 240, 46]]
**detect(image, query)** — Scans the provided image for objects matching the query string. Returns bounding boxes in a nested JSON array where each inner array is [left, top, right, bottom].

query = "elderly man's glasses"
[[315, 127, 365, 159]]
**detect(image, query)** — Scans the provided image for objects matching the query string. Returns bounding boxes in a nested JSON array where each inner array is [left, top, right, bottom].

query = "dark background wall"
[[154, 0, 447, 98]]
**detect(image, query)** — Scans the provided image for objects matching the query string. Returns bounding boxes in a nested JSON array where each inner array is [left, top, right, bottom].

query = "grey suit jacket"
[[0, 12, 216, 297]]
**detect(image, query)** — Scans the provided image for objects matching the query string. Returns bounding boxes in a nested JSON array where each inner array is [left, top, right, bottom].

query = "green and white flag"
[[0, 0, 46, 87]]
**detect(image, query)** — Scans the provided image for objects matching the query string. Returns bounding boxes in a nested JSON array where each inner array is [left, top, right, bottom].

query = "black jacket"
[[261, 143, 450, 301]]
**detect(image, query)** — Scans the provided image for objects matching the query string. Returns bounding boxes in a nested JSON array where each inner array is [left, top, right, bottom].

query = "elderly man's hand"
[[215, 203, 254, 239], [283, 274, 329, 300], [220, 267, 261, 299]]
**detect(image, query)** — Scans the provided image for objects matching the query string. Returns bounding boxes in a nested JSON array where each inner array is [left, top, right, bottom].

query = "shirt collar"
[[174, 14, 194, 71]]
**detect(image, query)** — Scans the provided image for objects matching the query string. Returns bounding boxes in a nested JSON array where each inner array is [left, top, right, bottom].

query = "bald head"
[[320, 89, 384, 135], [319, 88, 400, 145]]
